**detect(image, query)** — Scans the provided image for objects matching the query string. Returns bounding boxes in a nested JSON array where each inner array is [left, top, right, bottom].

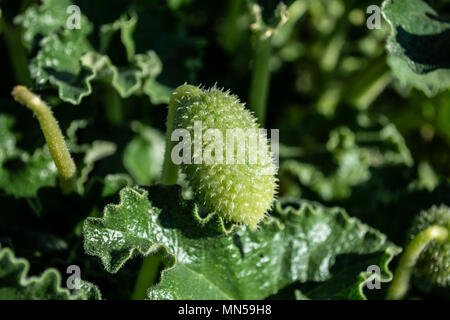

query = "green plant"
[[247, 0, 306, 124], [165, 84, 277, 227], [1, 0, 450, 301], [133, 83, 278, 299]]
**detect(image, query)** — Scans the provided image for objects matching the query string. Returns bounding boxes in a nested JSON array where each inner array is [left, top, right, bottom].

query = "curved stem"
[[386, 225, 448, 300], [12, 86, 77, 194], [249, 35, 271, 125], [132, 93, 181, 299], [131, 255, 160, 300]]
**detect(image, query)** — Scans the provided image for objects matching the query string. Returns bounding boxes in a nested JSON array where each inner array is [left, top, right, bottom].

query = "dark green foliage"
[[0, 0, 449, 300]]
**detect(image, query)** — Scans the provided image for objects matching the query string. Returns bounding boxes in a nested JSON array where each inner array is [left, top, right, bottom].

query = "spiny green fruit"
[[170, 84, 277, 228], [408, 205, 450, 287]]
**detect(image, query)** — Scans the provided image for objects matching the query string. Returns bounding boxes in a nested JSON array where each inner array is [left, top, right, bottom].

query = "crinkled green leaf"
[[0, 114, 58, 197], [82, 140, 117, 171], [17, 2, 170, 105], [29, 31, 94, 105], [134, 51, 171, 104], [135, 51, 162, 78], [17, 0, 94, 104], [64, 119, 118, 192], [249, 0, 288, 38], [99, 13, 170, 104], [382, 0, 450, 96], [78, 51, 141, 98], [299, 246, 400, 299], [14, 0, 92, 50], [280, 114, 412, 201], [81, 50, 168, 103], [123, 121, 165, 185], [77, 140, 117, 192], [100, 12, 138, 61], [142, 79, 171, 105], [30, 44, 168, 105], [83, 185, 400, 300], [383, 0, 450, 73], [0, 247, 101, 300], [387, 55, 450, 97]]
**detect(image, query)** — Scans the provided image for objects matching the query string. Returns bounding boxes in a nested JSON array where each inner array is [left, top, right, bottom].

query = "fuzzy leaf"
[[0, 247, 101, 300], [387, 55, 450, 97], [83, 185, 400, 300], [29, 31, 94, 105], [99, 13, 171, 104], [17, 1, 169, 105], [80, 51, 146, 98], [382, 0, 450, 96], [77, 140, 117, 192], [14, 0, 92, 50]]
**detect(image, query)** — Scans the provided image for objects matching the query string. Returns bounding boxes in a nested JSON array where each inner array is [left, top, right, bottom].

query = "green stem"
[[12, 86, 77, 194], [220, 0, 244, 52], [103, 85, 124, 127], [132, 92, 181, 299], [2, 21, 32, 87], [386, 225, 448, 300], [249, 35, 272, 125], [131, 255, 160, 300], [161, 95, 181, 185]]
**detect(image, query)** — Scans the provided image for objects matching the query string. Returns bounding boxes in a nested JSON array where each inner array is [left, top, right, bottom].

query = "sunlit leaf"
[[83, 185, 400, 300]]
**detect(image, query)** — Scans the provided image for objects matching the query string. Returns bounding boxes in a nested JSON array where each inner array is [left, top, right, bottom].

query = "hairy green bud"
[[170, 84, 277, 228], [408, 205, 450, 287]]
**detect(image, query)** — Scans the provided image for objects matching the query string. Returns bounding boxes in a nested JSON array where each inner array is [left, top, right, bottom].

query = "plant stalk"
[[103, 85, 124, 127], [12, 86, 77, 194], [386, 225, 448, 300], [132, 93, 180, 299], [161, 95, 180, 185], [2, 21, 32, 87], [249, 35, 271, 125], [131, 254, 160, 300], [220, 0, 245, 52]]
